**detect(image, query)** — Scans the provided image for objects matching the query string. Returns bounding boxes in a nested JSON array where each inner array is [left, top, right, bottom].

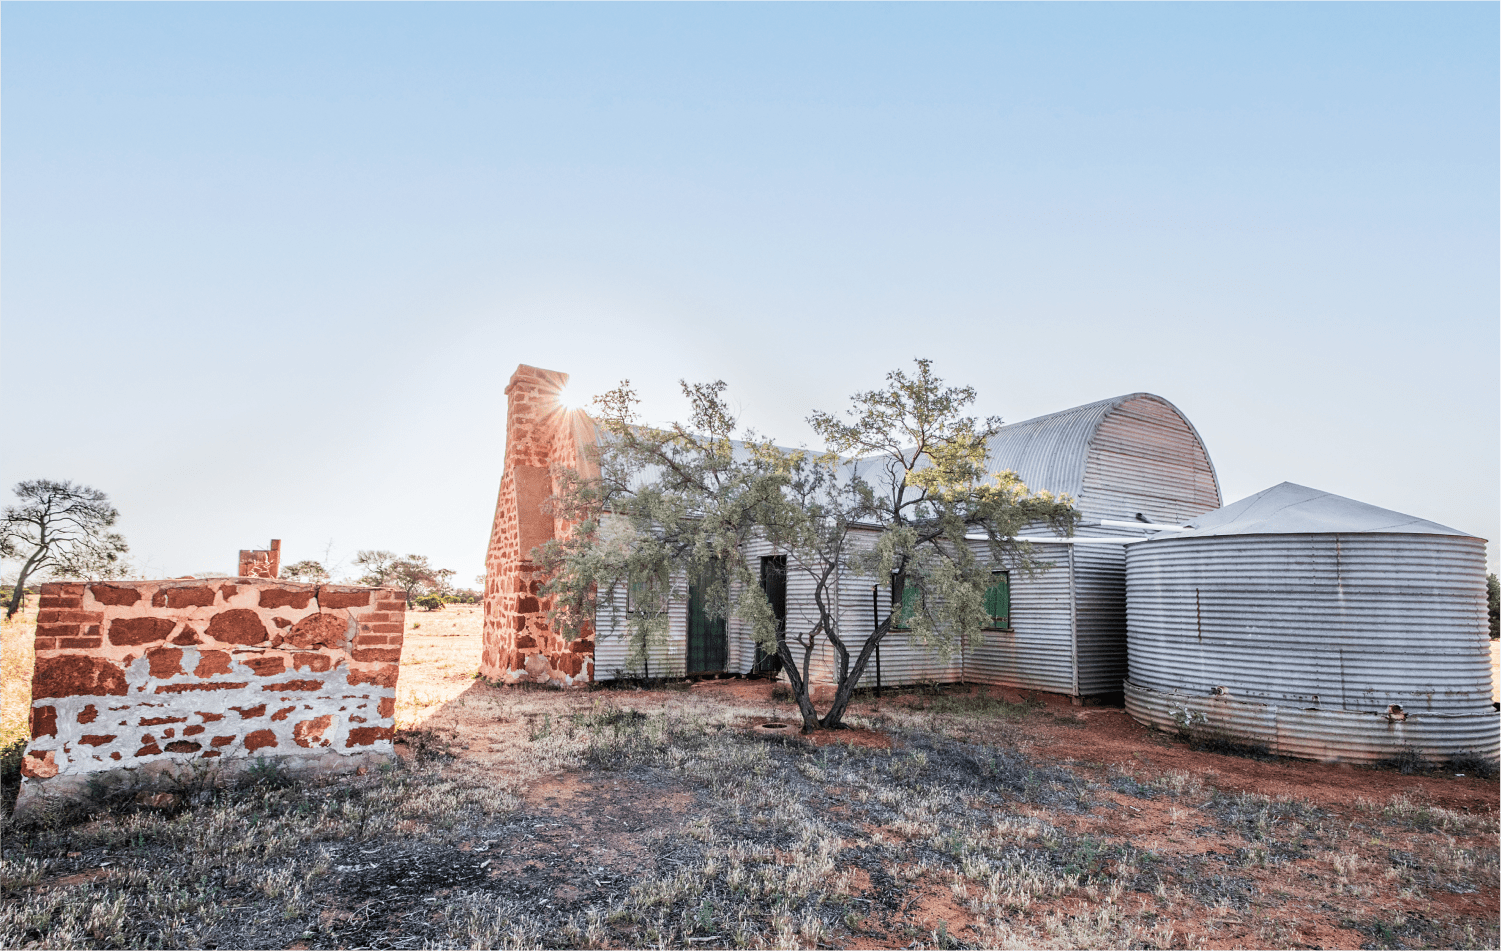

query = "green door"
[[687, 580, 728, 673]]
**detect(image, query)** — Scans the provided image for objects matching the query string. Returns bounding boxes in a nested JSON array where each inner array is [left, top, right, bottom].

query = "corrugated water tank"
[[1125, 482, 1498, 764]]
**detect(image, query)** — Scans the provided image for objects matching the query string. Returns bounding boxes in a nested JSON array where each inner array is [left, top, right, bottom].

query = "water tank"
[[1125, 482, 1497, 764]]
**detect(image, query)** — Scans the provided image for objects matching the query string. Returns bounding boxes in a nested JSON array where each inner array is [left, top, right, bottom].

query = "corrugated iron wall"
[[1126, 531, 1498, 762], [1073, 541, 1128, 696], [965, 544, 1075, 694], [593, 569, 689, 680]]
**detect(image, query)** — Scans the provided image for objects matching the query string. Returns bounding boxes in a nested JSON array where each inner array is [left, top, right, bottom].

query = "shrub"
[[414, 594, 446, 612]]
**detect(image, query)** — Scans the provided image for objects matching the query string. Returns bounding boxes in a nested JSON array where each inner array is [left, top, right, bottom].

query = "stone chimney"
[[238, 539, 281, 579], [480, 365, 598, 686]]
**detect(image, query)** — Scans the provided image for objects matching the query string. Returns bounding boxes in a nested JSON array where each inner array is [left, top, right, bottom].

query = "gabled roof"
[[1164, 482, 1471, 539]]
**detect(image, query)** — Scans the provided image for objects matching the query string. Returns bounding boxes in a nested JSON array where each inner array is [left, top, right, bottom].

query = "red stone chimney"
[[238, 539, 281, 579], [480, 365, 598, 685]]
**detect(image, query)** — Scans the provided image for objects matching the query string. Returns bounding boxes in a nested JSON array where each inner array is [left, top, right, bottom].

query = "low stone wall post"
[[18, 579, 406, 812]]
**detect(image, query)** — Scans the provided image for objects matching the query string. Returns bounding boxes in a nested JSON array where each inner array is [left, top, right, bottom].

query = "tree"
[[539, 361, 1076, 732], [353, 550, 454, 605], [1488, 572, 1498, 640], [537, 379, 791, 691], [282, 560, 330, 583], [805, 358, 1077, 727], [352, 550, 399, 586], [1, 479, 130, 619]]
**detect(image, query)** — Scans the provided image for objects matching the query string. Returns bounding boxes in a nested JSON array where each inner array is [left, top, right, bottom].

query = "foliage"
[[280, 560, 329, 583], [803, 358, 1078, 726], [539, 360, 1076, 732], [1, 479, 130, 619], [1487, 572, 1498, 639], [414, 594, 446, 612], [537, 379, 784, 690], [353, 550, 456, 605]]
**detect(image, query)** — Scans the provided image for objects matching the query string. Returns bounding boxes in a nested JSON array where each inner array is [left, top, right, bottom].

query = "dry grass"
[[395, 603, 485, 729], [9, 678, 1494, 949], [1, 597, 39, 754], [2, 597, 39, 814], [2, 607, 1497, 949]]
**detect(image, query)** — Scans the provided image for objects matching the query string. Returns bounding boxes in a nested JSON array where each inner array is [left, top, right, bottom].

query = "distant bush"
[[1488, 573, 1498, 639], [282, 560, 329, 583], [413, 594, 446, 612]]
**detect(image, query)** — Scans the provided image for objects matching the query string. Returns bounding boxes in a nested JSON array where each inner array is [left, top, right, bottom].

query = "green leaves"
[[3, 479, 131, 616], [540, 358, 1077, 730]]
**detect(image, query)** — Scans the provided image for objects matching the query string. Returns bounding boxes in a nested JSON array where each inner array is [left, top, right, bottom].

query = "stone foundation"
[[17, 579, 404, 813]]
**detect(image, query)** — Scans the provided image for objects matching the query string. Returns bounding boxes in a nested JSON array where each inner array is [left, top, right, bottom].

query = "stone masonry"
[[18, 578, 405, 812], [481, 364, 598, 686], [238, 539, 282, 578]]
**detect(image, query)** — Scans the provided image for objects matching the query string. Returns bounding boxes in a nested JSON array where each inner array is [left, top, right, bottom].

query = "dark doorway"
[[754, 555, 787, 675], [687, 579, 728, 674]]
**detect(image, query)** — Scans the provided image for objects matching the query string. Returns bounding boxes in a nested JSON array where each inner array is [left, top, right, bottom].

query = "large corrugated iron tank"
[[1125, 482, 1498, 763]]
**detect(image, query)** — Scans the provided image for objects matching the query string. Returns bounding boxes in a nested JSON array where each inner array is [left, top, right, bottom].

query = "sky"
[[2, 3, 1497, 582]]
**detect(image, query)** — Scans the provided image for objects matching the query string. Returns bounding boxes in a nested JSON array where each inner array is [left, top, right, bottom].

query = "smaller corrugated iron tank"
[[1125, 482, 1498, 765]]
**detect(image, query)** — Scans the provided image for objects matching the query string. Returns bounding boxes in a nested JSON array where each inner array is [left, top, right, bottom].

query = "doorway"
[[754, 555, 787, 675], [687, 579, 728, 674]]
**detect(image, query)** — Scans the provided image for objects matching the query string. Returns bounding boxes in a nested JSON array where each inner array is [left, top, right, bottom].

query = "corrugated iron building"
[[1125, 482, 1498, 763], [796, 393, 1223, 698], [592, 392, 1223, 702]]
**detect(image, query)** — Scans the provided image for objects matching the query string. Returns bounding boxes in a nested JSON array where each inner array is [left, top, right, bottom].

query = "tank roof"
[[1164, 482, 1472, 539]]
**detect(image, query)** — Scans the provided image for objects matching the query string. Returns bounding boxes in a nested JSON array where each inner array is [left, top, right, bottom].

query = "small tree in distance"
[[282, 560, 330, 583], [1, 479, 131, 619], [353, 550, 454, 605]]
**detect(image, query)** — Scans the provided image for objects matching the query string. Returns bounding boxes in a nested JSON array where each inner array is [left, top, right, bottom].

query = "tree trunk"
[[819, 614, 895, 729], [5, 549, 46, 619], [776, 637, 822, 733]]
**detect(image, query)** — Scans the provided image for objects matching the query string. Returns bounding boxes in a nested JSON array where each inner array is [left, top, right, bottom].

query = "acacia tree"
[[539, 361, 1076, 733], [1, 479, 130, 618], [354, 550, 455, 604], [282, 560, 330, 583], [537, 380, 791, 695], [806, 358, 1077, 727]]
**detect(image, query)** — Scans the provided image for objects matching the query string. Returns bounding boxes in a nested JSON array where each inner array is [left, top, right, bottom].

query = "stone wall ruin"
[[18, 578, 405, 811]]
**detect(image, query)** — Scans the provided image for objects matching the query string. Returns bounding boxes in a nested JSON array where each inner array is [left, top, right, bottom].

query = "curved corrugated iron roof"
[[981, 394, 1125, 499], [1166, 481, 1472, 539], [982, 392, 1217, 502]]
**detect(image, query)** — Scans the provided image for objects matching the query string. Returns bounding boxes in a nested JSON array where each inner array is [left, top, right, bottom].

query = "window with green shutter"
[[892, 583, 919, 630], [984, 571, 1010, 629]]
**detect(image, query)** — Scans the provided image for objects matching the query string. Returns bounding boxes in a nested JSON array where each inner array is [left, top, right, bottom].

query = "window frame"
[[982, 569, 1011, 630], [890, 583, 920, 631]]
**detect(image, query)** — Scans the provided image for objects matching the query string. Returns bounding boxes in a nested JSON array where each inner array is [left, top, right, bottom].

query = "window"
[[984, 570, 1010, 629], [624, 578, 646, 614], [892, 584, 919, 630]]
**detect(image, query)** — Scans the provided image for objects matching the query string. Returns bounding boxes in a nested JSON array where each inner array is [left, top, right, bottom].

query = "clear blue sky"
[[3, 2, 1497, 581]]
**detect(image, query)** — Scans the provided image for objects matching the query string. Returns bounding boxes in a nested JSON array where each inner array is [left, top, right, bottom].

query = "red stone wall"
[[18, 578, 404, 810], [238, 539, 281, 579], [481, 364, 597, 686]]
